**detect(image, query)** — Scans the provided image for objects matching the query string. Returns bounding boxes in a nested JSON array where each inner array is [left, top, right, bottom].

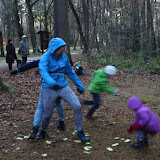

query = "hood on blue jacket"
[[48, 37, 66, 54], [127, 96, 143, 111]]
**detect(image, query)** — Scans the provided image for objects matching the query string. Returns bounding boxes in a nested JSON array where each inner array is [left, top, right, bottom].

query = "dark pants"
[[8, 63, 12, 70], [137, 130, 148, 141], [86, 93, 100, 115], [22, 57, 27, 64]]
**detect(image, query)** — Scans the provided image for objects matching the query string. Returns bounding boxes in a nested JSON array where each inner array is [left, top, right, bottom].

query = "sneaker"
[[130, 140, 144, 149], [36, 130, 46, 140], [86, 114, 96, 120], [28, 126, 39, 139], [77, 130, 89, 143], [57, 121, 65, 131]]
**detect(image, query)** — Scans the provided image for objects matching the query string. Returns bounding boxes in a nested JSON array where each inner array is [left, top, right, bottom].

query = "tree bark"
[[13, 0, 24, 41], [54, 0, 73, 65], [25, 0, 37, 51], [0, 30, 4, 56]]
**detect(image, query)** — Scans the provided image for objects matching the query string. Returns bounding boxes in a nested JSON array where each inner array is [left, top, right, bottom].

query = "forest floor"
[[0, 54, 160, 160]]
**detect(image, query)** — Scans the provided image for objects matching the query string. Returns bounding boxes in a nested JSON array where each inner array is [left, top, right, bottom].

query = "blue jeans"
[[86, 93, 100, 115], [33, 88, 64, 127]]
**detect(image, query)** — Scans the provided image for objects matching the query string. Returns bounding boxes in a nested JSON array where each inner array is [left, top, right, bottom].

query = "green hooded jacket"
[[88, 68, 115, 94]]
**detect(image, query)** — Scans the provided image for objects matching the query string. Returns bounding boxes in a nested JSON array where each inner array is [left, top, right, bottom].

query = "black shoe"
[[130, 140, 144, 149], [57, 121, 65, 131], [28, 126, 39, 139], [86, 114, 96, 120], [144, 137, 149, 147], [77, 130, 89, 143], [10, 70, 18, 75], [36, 130, 46, 140]]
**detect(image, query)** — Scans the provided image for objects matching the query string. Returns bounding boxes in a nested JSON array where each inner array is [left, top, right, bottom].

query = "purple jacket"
[[128, 96, 160, 136]]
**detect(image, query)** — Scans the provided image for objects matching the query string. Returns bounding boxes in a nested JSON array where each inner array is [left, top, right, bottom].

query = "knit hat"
[[22, 35, 27, 38], [104, 65, 117, 75]]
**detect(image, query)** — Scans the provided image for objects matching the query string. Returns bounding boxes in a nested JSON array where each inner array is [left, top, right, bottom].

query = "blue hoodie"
[[38, 38, 85, 91]]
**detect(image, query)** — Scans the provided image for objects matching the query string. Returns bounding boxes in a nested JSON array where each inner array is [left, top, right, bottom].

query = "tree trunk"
[[82, 0, 89, 51], [0, 30, 4, 56], [54, 0, 73, 65], [25, 0, 37, 52], [67, 0, 88, 53], [132, 0, 140, 52], [13, 0, 24, 41], [147, 0, 156, 51], [43, 0, 48, 32]]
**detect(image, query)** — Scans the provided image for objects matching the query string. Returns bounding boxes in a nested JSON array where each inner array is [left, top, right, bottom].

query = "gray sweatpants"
[[42, 86, 82, 132]]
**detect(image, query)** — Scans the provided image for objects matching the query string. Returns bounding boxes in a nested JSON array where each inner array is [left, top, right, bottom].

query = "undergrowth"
[[77, 52, 160, 74]]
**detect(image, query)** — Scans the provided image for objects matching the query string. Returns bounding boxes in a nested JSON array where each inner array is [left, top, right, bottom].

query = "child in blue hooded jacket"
[[37, 37, 89, 143]]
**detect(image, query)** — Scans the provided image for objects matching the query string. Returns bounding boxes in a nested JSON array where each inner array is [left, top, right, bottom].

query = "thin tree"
[[67, 0, 89, 53]]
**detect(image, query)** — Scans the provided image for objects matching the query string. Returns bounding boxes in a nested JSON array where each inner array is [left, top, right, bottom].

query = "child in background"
[[83, 65, 119, 120], [127, 96, 160, 149]]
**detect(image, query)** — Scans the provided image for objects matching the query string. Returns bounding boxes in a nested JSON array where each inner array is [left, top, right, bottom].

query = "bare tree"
[[13, 0, 24, 41], [54, 0, 73, 65], [25, 0, 39, 51]]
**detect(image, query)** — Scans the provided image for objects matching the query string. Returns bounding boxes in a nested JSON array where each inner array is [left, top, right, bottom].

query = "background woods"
[[0, 0, 160, 57]]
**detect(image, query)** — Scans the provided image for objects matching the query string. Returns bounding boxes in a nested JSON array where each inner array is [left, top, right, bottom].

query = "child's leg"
[[33, 88, 43, 127], [137, 130, 145, 142], [130, 129, 147, 149], [29, 88, 43, 139], [87, 93, 100, 115]]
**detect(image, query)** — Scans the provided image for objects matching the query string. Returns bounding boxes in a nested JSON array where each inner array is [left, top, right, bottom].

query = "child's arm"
[[136, 111, 150, 128], [130, 111, 150, 131]]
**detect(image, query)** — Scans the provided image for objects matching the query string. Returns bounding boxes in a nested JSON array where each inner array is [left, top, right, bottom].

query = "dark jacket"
[[6, 43, 17, 64]]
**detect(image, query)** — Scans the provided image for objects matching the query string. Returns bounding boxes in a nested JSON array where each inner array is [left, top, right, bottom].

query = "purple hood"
[[127, 96, 142, 111]]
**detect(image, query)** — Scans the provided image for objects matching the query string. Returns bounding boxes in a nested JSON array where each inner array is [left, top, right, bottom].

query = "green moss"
[[0, 76, 16, 98]]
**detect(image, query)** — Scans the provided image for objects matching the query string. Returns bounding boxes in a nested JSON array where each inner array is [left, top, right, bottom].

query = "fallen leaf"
[[24, 135, 30, 139], [84, 151, 91, 154], [124, 139, 131, 143], [85, 142, 91, 145], [85, 146, 92, 149], [84, 146, 91, 151], [73, 140, 81, 143], [85, 133, 90, 137], [63, 138, 68, 141], [72, 130, 77, 135], [46, 140, 52, 144], [112, 143, 119, 147], [42, 154, 47, 157], [16, 137, 23, 140], [106, 147, 113, 151]]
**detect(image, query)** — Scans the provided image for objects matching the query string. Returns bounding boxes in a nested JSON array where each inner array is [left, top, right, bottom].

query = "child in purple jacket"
[[127, 96, 160, 149]]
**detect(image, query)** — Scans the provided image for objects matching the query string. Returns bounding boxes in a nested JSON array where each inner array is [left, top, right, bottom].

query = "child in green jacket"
[[83, 65, 119, 120]]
